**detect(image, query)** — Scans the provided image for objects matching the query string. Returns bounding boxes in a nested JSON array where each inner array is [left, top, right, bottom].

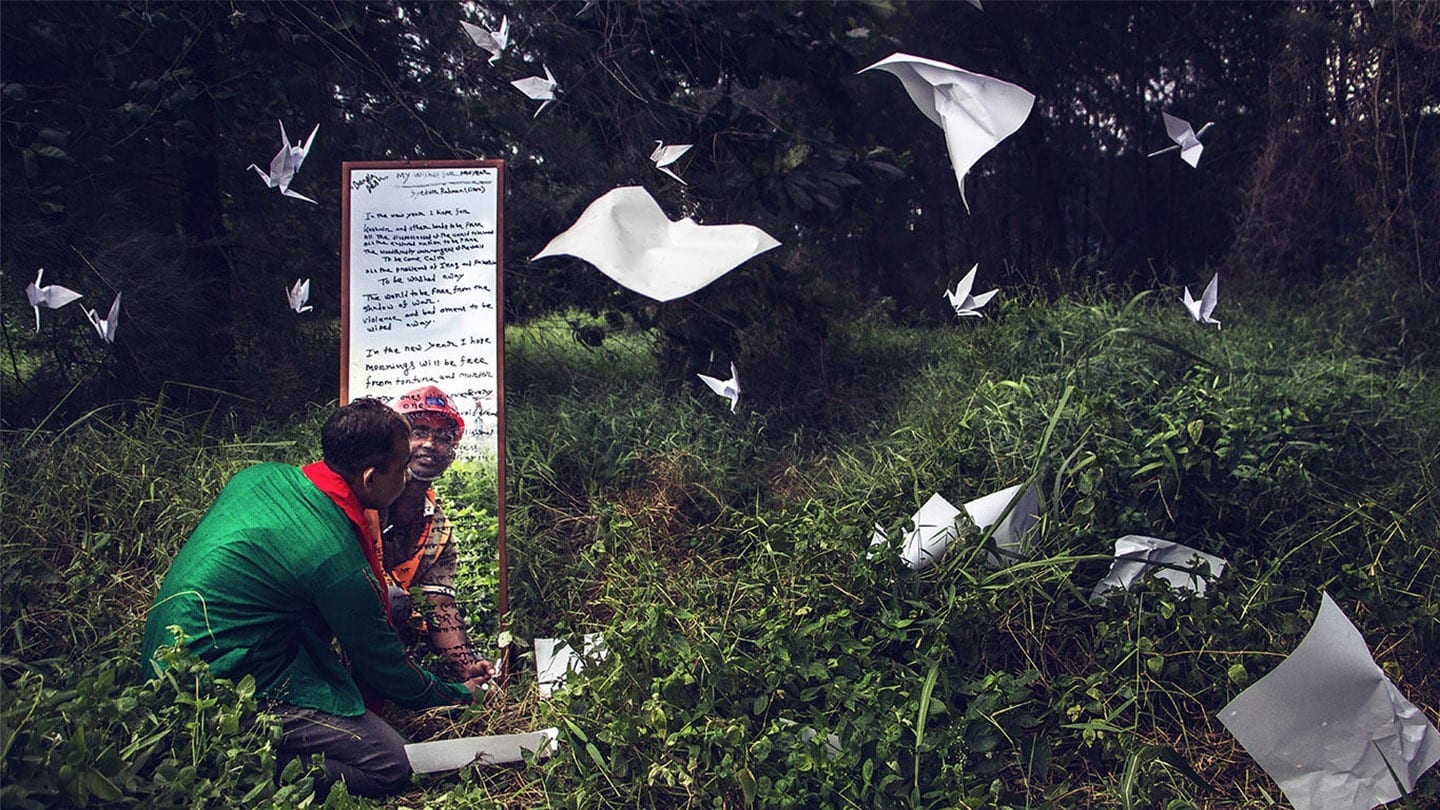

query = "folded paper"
[[248, 120, 319, 204], [944, 263, 997, 318], [697, 362, 740, 412], [899, 492, 963, 571], [1090, 535, 1226, 601], [651, 141, 693, 184], [1182, 272, 1220, 329], [460, 16, 509, 65], [286, 278, 312, 314], [84, 292, 121, 344], [25, 268, 83, 331], [1148, 112, 1213, 169], [533, 186, 780, 302], [512, 65, 558, 117], [1219, 593, 1440, 810], [964, 483, 1041, 567], [860, 52, 1035, 213], [404, 728, 560, 773]]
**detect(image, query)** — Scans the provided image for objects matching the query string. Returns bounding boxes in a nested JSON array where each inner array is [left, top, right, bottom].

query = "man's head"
[[321, 398, 412, 509], [391, 385, 464, 481]]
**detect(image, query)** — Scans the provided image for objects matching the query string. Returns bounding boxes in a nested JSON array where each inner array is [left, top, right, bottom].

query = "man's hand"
[[459, 657, 495, 683]]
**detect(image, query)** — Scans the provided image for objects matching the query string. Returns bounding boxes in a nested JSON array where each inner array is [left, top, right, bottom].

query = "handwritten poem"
[[346, 166, 500, 459]]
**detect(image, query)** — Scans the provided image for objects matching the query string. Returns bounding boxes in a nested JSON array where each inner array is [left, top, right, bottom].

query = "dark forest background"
[[3, 0, 1437, 426]]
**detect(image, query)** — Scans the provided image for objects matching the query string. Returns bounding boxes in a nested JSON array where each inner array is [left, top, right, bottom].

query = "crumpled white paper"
[[404, 728, 559, 773], [1218, 592, 1440, 810], [1090, 535, 1227, 601]]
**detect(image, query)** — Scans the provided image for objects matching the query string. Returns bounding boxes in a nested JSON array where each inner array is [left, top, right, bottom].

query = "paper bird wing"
[[658, 166, 687, 185], [1162, 112, 1196, 146], [282, 186, 318, 205], [496, 16, 510, 49], [295, 123, 319, 161], [727, 363, 740, 396], [1200, 274, 1218, 319], [265, 141, 290, 186], [1182, 287, 1202, 320], [460, 20, 487, 46], [651, 143, 692, 167], [106, 292, 122, 324], [969, 288, 999, 310], [1180, 142, 1204, 168], [952, 263, 979, 300], [697, 373, 729, 397], [533, 186, 780, 302], [511, 75, 554, 100]]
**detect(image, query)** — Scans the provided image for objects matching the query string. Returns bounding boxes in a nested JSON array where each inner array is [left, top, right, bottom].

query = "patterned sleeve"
[[413, 502, 458, 599]]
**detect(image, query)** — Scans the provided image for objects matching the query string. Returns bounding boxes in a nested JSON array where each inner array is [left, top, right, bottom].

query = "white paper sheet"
[[860, 52, 1035, 213], [1218, 593, 1440, 810], [533, 186, 780, 302], [535, 633, 607, 698], [899, 492, 963, 571], [404, 728, 560, 773], [964, 483, 1040, 567], [1090, 535, 1227, 601]]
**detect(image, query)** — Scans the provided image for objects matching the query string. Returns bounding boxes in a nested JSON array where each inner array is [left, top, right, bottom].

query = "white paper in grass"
[[1218, 593, 1440, 810], [404, 728, 559, 773], [535, 633, 607, 698], [963, 483, 1041, 567], [533, 186, 780, 302], [897, 492, 963, 571], [1090, 535, 1226, 602]]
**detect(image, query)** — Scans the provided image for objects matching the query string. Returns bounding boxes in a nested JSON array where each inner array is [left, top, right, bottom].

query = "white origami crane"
[[860, 52, 1035, 213], [511, 65, 558, 117], [944, 263, 998, 318], [1090, 535, 1227, 602], [533, 186, 781, 302], [24, 268, 83, 331], [404, 728, 559, 773], [285, 278, 312, 314], [1147, 112, 1213, 169], [460, 16, 509, 65], [899, 492, 964, 571], [535, 634, 607, 699], [1182, 273, 1220, 329], [650, 141, 693, 184], [964, 483, 1041, 567], [84, 292, 121, 344], [697, 363, 740, 412], [248, 120, 319, 204], [1219, 593, 1440, 810]]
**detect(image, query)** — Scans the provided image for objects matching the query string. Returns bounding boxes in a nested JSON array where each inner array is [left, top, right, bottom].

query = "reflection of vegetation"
[[433, 459, 502, 649], [4, 271, 1439, 806]]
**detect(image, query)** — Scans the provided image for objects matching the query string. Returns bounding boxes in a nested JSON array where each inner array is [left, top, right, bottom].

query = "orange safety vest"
[[375, 490, 451, 592]]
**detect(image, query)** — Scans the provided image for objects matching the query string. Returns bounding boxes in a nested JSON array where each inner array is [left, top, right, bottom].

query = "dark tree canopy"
[[3, 0, 1435, 425]]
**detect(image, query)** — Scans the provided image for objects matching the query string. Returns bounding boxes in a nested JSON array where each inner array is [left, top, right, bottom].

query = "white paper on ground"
[[899, 492, 963, 571], [535, 633, 607, 698], [1218, 593, 1440, 810], [963, 483, 1040, 567], [404, 728, 560, 773], [1090, 535, 1227, 601]]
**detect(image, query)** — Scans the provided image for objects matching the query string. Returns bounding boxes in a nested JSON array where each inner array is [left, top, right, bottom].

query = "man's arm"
[[422, 592, 493, 681]]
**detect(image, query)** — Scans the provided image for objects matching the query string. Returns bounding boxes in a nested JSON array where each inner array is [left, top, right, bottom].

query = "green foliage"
[[1, 629, 319, 808]]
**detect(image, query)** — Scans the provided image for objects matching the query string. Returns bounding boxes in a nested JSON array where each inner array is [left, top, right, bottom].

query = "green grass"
[[4, 270, 1438, 808]]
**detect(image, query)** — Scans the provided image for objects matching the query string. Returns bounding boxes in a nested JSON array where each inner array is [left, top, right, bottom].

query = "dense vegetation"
[[5, 264, 1438, 807]]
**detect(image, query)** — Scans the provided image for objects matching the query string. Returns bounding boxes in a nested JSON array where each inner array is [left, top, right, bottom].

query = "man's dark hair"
[[322, 398, 409, 478]]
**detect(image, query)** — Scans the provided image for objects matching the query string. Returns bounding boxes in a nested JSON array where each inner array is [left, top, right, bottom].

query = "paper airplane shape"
[[697, 363, 740, 412], [533, 186, 780, 302], [898, 493, 964, 571], [1182, 273, 1220, 329], [25, 268, 83, 331], [404, 728, 560, 773], [1219, 593, 1440, 810], [286, 278, 312, 314], [860, 52, 1035, 213], [1148, 112, 1213, 169], [84, 292, 121, 344], [535, 634, 607, 698], [650, 141, 693, 184], [460, 16, 509, 65], [944, 263, 998, 318], [248, 120, 318, 204], [511, 65, 558, 117], [1090, 535, 1227, 601], [964, 483, 1041, 567]]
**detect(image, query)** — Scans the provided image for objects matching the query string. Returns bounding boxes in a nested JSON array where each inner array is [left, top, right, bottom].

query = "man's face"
[[405, 413, 459, 480], [359, 426, 413, 510]]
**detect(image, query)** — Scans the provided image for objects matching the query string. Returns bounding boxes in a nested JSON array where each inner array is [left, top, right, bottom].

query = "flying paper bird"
[[286, 278, 312, 313], [511, 65, 558, 117], [944, 263, 998, 318], [1181, 273, 1220, 328], [24, 268, 83, 331], [460, 16, 509, 65], [84, 292, 121, 344], [1147, 112, 1213, 168], [533, 186, 780, 302], [697, 362, 740, 412], [860, 52, 1035, 213], [248, 120, 319, 204], [650, 141, 693, 184]]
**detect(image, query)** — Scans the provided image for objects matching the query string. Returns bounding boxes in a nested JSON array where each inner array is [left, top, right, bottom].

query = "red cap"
[[391, 384, 465, 443]]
